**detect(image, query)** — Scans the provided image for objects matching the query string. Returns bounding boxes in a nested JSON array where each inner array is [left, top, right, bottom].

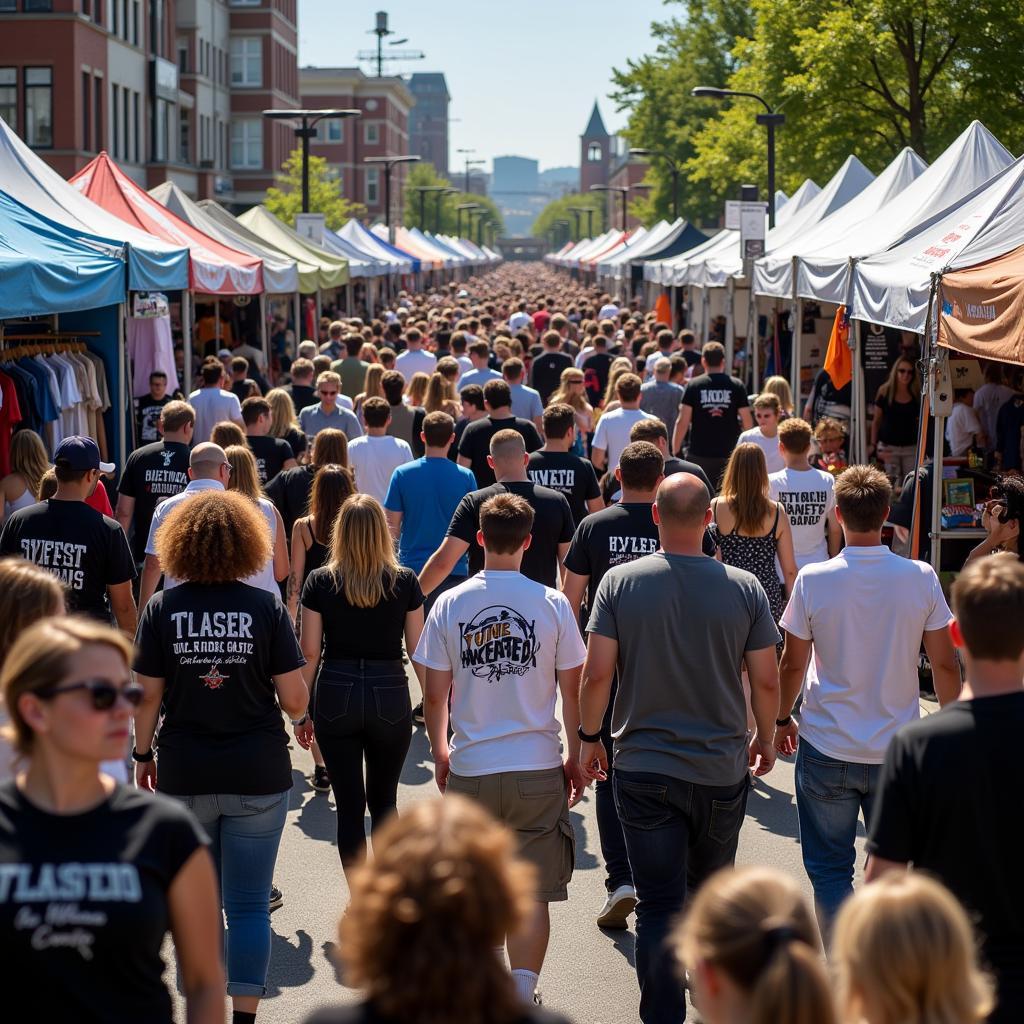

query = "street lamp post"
[[590, 185, 629, 231], [364, 154, 421, 243], [571, 205, 595, 238], [629, 147, 681, 219], [691, 87, 785, 228], [262, 108, 361, 214], [412, 185, 445, 230], [456, 202, 479, 238], [568, 208, 581, 240], [434, 187, 458, 232]]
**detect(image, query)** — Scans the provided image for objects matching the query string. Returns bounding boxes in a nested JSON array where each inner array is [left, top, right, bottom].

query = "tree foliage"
[[264, 148, 365, 229], [401, 162, 504, 239], [532, 192, 606, 241], [613, 0, 1024, 225]]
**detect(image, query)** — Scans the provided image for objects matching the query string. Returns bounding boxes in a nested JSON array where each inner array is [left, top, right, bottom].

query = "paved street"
[[168, 668, 905, 1024]]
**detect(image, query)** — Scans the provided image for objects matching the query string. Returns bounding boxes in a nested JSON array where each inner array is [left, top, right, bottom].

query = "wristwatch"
[[577, 724, 602, 743], [291, 714, 309, 727], [131, 746, 154, 763], [775, 715, 793, 728]]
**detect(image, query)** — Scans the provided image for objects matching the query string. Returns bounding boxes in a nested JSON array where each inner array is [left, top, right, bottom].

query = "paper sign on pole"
[[295, 213, 326, 246], [739, 203, 767, 259]]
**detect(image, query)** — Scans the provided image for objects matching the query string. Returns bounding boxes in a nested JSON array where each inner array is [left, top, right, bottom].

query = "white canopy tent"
[[775, 178, 821, 225], [597, 220, 681, 279]]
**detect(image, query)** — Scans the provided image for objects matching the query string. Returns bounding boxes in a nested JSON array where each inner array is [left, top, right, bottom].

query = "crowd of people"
[[0, 262, 1021, 1024]]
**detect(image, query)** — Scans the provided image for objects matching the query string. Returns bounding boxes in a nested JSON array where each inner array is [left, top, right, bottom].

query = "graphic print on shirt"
[[697, 387, 736, 417], [607, 534, 659, 567], [17, 539, 87, 590], [144, 451, 188, 497], [459, 605, 539, 683], [170, 611, 255, 670], [2, 861, 142, 960], [528, 466, 576, 490], [775, 489, 829, 526]]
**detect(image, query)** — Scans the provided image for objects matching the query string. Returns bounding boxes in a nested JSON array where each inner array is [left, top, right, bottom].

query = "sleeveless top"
[[712, 502, 784, 622], [300, 519, 330, 585], [3, 487, 36, 519]]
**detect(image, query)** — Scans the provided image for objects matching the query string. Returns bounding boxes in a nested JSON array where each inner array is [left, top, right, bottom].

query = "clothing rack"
[[0, 332, 100, 360]]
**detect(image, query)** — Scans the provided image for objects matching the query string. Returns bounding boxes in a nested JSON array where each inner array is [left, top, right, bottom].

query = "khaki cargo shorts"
[[446, 765, 575, 902]]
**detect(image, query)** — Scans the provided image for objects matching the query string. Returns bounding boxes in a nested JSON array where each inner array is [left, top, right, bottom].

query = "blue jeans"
[[614, 769, 749, 1024], [795, 739, 881, 939], [169, 791, 289, 997]]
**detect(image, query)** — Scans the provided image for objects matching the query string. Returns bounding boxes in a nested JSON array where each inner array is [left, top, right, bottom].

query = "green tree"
[[264, 148, 365, 229], [532, 193, 606, 241], [402, 162, 505, 239]]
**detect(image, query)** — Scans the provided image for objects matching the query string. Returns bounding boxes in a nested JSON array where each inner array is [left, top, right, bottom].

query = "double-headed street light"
[[364, 154, 420, 243], [434, 187, 458, 232], [570, 205, 595, 238], [456, 202, 479, 237], [262, 108, 361, 214], [691, 86, 785, 228], [411, 184, 446, 230], [629, 147, 681, 219], [590, 184, 629, 231]]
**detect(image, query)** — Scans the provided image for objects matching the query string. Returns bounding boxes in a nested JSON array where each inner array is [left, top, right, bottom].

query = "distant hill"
[[539, 166, 578, 186]]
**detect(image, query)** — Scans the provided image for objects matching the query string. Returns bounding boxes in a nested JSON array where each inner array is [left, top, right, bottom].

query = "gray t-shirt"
[[639, 379, 685, 436], [588, 552, 780, 786]]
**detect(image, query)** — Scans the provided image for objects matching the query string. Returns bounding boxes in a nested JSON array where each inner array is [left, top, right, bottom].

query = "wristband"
[[775, 715, 793, 728], [291, 714, 309, 727], [577, 724, 602, 743], [131, 747, 154, 763]]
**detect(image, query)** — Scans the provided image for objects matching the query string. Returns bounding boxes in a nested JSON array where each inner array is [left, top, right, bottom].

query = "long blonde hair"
[[762, 375, 794, 415], [675, 867, 835, 1024], [224, 444, 263, 501], [549, 367, 591, 414], [265, 387, 299, 437], [328, 493, 399, 608], [8, 430, 49, 499], [877, 357, 920, 406], [360, 364, 385, 403], [406, 372, 431, 408], [833, 873, 994, 1024], [601, 357, 635, 409], [424, 372, 456, 414], [720, 443, 773, 534]]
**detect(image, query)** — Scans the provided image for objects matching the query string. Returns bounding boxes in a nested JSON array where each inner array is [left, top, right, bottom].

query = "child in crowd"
[[810, 416, 848, 475], [738, 394, 785, 474]]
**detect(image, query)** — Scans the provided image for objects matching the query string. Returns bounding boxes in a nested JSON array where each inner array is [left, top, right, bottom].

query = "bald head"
[[655, 473, 711, 529], [190, 442, 227, 479], [653, 356, 672, 380]]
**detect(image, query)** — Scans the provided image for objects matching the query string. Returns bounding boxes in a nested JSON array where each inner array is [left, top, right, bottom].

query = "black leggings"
[[312, 658, 413, 865]]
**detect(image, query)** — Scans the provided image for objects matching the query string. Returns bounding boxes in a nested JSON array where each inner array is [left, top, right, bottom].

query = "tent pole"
[[725, 277, 735, 373], [790, 263, 801, 404], [752, 295, 760, 392], [182, 290, 193, 391], [118, 303, 127, 465], [293, 293, 301, 344], [315, 289, 322, 329], [931, 354, 948, 574], [215, 300, 220, 350], [346, 280, 354, 316], [851, 319, 864, 463], [259, 292, 268, 378]]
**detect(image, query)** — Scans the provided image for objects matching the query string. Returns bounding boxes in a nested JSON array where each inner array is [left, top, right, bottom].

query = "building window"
[[0, 69, 16, 133], [179, 113, 189, 162], [228, 0, 260, 5], [80, 71, 91, 150], [133, 90, 140, 161], [315, 117, 344, 143], [230, 118, 262, 169], [94, 75, 102, 152], [0, 1, 16, 11], [365, 167, 379, 205], [24, 0, 54, 10], [364, 121, 379, 145], [230, 37, 261, 87], [111, 84, 120, 157], [178, 44, 188, 73], [132, 1, 139, 45], [587, 142, 602, 162], [149, 0, 164, 57], [152, 98, 169, 161], [24, 68, 53, 148]]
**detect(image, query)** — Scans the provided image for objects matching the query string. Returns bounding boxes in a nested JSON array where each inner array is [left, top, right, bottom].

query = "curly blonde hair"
[[156, 490, 270, 583], [338, 796, 535, 1024]]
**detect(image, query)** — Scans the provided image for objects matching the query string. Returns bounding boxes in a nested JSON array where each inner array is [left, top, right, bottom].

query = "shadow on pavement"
[[293, 786, 339, 844], [570, 807, 599, 870], [401, 727, 434, 786], [600, 926, 636, 968], [265, 928, 315, 996], [745, 769, 800, 840]]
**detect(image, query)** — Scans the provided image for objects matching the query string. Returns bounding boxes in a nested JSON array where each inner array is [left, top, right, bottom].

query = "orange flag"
[[655, 291, 672, 326], [823, 305, 852, 390]]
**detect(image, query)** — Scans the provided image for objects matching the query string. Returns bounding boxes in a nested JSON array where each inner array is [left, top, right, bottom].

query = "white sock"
[[511, 968, 539, 1003]]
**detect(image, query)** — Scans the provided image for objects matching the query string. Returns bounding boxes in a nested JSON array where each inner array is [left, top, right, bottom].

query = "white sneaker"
[[597, 883, 637, 928]]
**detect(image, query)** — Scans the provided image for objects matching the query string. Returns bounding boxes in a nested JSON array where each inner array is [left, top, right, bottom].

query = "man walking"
[[189, 359, 243, 443], [457, 340, 502, 392], [414, 492, 587, 1006], [591, 373, 655, 475], [298, 371, 363, 442], [243, 396, 297, 484], [458, 379, 542, 488], [579, 473, 781, 1023], [530, 329, 573, 406], [639, 356, 684, 439], [346, 397, 413, 504], [527, 404, 603, 526], [776, 465, 961, 939], [330, 332, 370, 400], [502, 357, 544, 432]]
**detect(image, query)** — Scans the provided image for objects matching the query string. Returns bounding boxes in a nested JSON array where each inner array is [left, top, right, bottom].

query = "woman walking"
[[869, 357, 920, 487], [266, 387, 307, 462], [548, 367, 594, 457], [1, 430, 49, 523]]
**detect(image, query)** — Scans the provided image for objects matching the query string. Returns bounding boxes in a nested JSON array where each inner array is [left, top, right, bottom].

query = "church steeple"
[[583, 101, 609, 139], [580, 100, 611, 194]]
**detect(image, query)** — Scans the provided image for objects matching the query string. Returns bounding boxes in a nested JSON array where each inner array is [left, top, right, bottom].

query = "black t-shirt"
[[450, 416, 472, 463], [283, 425, 307, 461], [0, 499, 135, 620], [0, 781, 205, 1024], [809, 369, 852, 424], [875, 393, 919, 446], [447, 481, 574, 586], [134, 393, 173, 444], [681, 348, 702, 368], [117, 440, 190, 560], [133, 581, 305, 796], [529, 351, 573, 405], [867, 692, 1024, 1012], [458, 415, 543, 488], [284, 383, 316, 415], [527, 450, 601, 526], [681, 372, 750, 457], [246, 433, 294, 485], [301, 566, 423, 661], [305, 1002, 570, 1024], [265, 464, 315, 536], [663, 456, 714, 497], [231, 378, 259, 402], [582, 350, 614, 406]]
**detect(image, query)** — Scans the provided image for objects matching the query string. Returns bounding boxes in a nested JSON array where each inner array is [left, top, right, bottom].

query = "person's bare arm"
[[557, 663, 585, 807], [287, 521, 307, 625], [591, 447, 607, 472], [457, 454, 472, 469], [864, 855, 907, 882], [561, 569, 589, 622], [776, 633, 812, 755], [870, 403, 884, 450], [385, 508, 403, 544], [133, 673, 165, 791], [272, 507, 289, 583], [923, 625, 961, 706], [738, 406, 754, 430], [404, 606, 426, 700], [138, 553, 162, 611], [672, 404, 692, 455], [423, 666, 454, 792], [533, 415, 544, 433], [273, 668, 308, 721], [745, 645, 780, 775], [114, 494, 134, 535], [774, 506, 798, 597], [419, 536, 469, 597], [827, 509, 842, 557], [298, 606, 322, 691], [578, 632, 618, 780], [557, 540, 571, 587], [167, 848, 225, 1024], [107, 581, 137, 636], [586, 496, 605, 514]]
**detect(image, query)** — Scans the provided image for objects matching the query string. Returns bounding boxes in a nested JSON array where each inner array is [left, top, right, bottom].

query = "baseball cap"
[[217, 348, 232, 359], [53, 436, 115, 474]]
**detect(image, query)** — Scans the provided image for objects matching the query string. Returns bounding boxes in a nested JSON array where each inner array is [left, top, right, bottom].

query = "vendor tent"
[[312, 228, 386, 278], [645, 228, 738, 286], [598, 222, 673, 278], [0, 123, 187, 290], [0, 188, 126, 319], [409, 227, 470, 267], [559, 230, 618, 268], [236, 206, 349, 290], [150, 181, 299, 293], [585, 227, 647, 273], [71, 154, 262, 295], [373, 225, 447, 270], [338, 219, 416, 274], [775, 178, 821, 225], [617, 219, 708, 275]]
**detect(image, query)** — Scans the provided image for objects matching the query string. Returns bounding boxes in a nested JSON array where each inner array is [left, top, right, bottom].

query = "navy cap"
[[53, 436, 115, 474]]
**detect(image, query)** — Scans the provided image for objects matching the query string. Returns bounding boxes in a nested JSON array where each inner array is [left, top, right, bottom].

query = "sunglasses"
[[319, 390, 338, 397], [897, 369, 914, 376], [36, 679, 144, 711]]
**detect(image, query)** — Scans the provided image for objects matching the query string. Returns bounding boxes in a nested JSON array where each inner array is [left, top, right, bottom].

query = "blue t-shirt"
[[384, 457, 477, 576]]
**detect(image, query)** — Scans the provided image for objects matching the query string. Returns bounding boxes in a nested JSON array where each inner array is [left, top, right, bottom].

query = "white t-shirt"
[[946, 402, 983, 456], [738, 426, 785, 474], [779, 546, 953, 764], [347, 433, 413, 504], [413, 570, 587, 777], [598, 304, 620, 320], [395, 348, 437, 380], [592, 407, 657, 472], [189, 387, 242, 444], [769, 466, 835, 568]]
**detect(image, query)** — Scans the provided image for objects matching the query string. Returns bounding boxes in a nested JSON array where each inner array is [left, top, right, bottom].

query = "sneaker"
[[412, 702, 425, 726], [597, 884, 637, 928], [311, 765, 331, 792], [533, 991, 542, 1005], [269, 885, 283, 911]]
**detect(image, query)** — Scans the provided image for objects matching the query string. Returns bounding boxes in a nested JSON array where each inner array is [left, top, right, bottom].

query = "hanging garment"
[[128, 315, 179, 397]]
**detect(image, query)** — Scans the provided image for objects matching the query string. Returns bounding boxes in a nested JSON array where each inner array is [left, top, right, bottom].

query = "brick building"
[[407, 71, 448, 177], [607, 150, 649, 231], [299, 65, 413, 224]]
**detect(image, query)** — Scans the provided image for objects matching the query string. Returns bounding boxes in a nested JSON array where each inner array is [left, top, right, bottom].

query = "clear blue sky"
[[297, 0, 668, 172]]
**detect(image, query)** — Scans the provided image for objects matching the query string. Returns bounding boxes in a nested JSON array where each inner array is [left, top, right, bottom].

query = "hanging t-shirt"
[[446, 481, 574, 587], [134, 394, 174, 444], [117, 440, 191, 561], [413, 570, 586, 776], [0, 781, 206, 1024], [457, 415, 543, 488], [681, 372, 750, 458], [527, 450, 601, 526], [0, 499, 135, 620], [246, 434, 295, 485], [128, 316, 179, 397], [301, 566, 423, 660], [737, 426, 785, 474], [133, 580, 305, 796], [769, 466, 835, 568]]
